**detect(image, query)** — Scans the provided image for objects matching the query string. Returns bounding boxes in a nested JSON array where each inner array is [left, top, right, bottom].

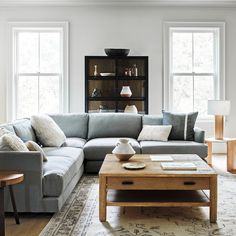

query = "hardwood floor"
[[4, 154, 231, 236], [5, 213, 52, 236]]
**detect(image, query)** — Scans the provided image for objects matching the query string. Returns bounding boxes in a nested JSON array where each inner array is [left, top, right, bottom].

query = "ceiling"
[[0, 0, 235, 7]]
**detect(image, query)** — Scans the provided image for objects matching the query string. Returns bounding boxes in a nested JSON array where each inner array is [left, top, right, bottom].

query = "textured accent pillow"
[[138, 125, 172, 141], [31, 114, 66, 147], [25, 140, 48, 162], [0, 133, 29, 151], [162, 111, 198, 141]]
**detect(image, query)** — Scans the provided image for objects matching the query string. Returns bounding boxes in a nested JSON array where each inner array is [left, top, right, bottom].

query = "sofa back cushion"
[[142, 115, 163, 126], [88, 113, 142, 139], [49, 113, 89, 139], [13, 119, 37, 142]]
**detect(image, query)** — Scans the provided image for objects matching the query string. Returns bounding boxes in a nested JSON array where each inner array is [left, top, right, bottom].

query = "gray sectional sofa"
[[0, 113, 207, 213]]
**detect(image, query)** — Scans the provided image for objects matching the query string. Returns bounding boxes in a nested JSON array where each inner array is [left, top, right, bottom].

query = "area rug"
[[40, 170, 236, 236]]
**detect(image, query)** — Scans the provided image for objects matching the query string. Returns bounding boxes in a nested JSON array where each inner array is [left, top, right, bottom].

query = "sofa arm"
[[0, 151, 44, 212], [194, 127, 205, 143], [0, 151, 43, 172]]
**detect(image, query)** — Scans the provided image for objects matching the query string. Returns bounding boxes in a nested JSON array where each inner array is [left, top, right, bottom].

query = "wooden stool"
[[0, 171, 24, 236]]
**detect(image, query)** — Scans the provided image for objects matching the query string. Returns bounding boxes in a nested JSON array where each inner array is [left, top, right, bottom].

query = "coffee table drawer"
[[107, 177, 210, 190]]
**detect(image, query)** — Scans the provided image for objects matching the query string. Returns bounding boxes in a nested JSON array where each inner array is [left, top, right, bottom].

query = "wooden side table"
[[0, 171, 24, 236], [205, 138, 236, 173]]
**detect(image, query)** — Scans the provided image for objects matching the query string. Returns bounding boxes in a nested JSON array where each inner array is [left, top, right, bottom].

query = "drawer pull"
[[184, 181, 196, 185], [122, 181, 134, 185]]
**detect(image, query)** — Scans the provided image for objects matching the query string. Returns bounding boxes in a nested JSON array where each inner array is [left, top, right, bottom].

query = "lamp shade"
[[208, 100, 231, 115]]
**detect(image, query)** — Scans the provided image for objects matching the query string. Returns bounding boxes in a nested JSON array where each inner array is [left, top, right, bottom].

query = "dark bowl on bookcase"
[[104, 48, 130, 57]]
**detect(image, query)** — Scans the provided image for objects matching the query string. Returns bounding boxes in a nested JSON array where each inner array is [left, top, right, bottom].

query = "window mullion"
[[38, 33, 40, 114], [192, 32, 195, 112]]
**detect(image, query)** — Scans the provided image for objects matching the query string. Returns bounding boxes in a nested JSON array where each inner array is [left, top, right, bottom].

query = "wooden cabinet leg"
[[227, 140, 236, 173], [0, 187, 5, 236], [206, 141, 213, 166], [99, 176, 107, 222], [210, 176, 217, 223]]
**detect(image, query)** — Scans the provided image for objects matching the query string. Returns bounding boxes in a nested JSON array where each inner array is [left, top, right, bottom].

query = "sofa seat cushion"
[[140, 141, 207, 158], [42, 147, 84, 197], [84, 138, 141, 161], [62, 137, 86, 148]]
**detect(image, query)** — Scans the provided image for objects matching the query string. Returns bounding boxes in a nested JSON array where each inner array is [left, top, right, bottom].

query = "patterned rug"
[[40, 170, 236, 236]]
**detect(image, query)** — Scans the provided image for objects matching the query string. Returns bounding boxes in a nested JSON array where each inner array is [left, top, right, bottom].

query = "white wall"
[[0, 6, 236, 151]]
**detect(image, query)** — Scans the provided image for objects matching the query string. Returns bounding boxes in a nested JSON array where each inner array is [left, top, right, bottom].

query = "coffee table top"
[[99, 154, 216, 177]]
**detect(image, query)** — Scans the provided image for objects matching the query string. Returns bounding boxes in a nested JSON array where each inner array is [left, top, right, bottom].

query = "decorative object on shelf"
[[91, 88, 102, 97], [122, 162, 146, 170], [208, 100, 231, 140], [112, 138, 136, 161], [124, 68, 129, 76], [104, 48, 130, 57], [100, 73, 115, 76], [120, 86, 132, 97], [93, 65, 98, 76], [98, 105, 109, 112], [124, 105, 138, 114], [128, 68, 132, 76], [133, 64, 138, 76]]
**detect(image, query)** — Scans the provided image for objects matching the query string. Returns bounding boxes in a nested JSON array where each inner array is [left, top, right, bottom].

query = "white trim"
[[163, 21, 225, 119], [7, 21, 69, 121], [0, 0, 236, 7]]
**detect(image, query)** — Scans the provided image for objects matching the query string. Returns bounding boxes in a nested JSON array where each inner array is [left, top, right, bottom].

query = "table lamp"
[[208, 100, 231, 140]]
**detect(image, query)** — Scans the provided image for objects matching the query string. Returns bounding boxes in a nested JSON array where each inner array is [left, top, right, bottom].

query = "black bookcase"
[[85, 56, 148, 114]]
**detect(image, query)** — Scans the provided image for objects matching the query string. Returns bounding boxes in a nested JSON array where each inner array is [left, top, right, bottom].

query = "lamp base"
[[215, 115, 224, 140]]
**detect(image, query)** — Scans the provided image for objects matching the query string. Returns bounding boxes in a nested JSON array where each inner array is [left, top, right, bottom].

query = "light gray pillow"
[[162, 111, 198, 141], [0, 127, 13, 137], [25, 141, 48, 162], [0, 133, 29, 151], [31, 114, 66, 147], [138, 125, 172, 141]]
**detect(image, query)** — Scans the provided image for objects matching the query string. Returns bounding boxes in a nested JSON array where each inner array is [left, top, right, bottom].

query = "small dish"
[[122, 162, 146, 170], [100, 73, 115, 76]]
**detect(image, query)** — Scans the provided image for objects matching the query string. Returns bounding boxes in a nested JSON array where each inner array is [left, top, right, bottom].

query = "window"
[[163, 22, 225, 119], [8, 22, 68, 120]]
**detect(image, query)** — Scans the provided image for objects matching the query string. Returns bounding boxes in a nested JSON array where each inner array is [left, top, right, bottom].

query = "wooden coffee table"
[[99, 154, 217, 223]]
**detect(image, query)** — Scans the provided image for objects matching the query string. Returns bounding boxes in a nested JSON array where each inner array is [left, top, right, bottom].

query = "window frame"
[[163, 21, 225, 120], [7, 21, 69, 120]]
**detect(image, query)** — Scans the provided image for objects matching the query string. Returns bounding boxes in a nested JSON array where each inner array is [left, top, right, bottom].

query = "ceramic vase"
[[120, 86, 132, 97], [112, 138, 136, 161], [124, 105, 138, 114]]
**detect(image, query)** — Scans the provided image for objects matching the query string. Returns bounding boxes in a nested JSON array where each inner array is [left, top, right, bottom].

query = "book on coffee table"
[[150, 155, 173, 162], [161, 162, 197, 170]]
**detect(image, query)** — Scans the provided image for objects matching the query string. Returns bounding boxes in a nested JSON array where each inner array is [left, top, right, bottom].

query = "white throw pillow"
[[138, 125, 172, 141], [25, 140, 48, 162], [0, 133, 29, 151], [31, 114, 66, 147]]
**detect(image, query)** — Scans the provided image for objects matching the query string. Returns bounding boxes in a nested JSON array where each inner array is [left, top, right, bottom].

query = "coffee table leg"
[[99, 176, 107, 222], [0, 187, 5, 236], [206, 141, 213, 166], [210, 176, 217, 223]]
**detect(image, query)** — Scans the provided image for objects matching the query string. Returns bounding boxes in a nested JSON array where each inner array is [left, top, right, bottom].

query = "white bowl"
[[100, 73, 115, 76]]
